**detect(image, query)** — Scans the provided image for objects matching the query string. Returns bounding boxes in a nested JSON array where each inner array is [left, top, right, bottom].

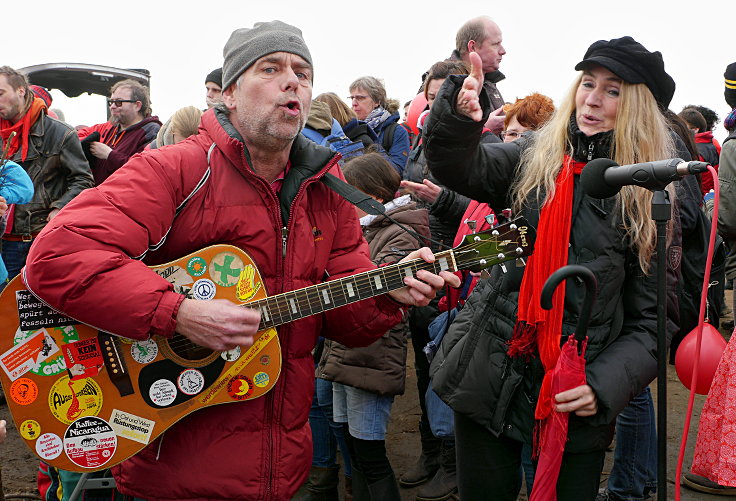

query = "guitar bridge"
[[100, 332, 134, 397]]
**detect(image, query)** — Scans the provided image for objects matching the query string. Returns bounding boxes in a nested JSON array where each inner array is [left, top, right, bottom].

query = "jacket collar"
[[204, 106, 339, 224]]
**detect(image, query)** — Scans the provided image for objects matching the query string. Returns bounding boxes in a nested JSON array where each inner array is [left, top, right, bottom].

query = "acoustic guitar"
[[0, 217, 534, 472]]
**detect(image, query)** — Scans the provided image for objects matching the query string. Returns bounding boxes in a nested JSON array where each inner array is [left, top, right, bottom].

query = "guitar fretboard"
[[249, 250, 457, 330]]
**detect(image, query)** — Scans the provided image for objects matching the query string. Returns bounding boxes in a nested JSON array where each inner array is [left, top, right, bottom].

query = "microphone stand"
[[651, 189, 670, 501]]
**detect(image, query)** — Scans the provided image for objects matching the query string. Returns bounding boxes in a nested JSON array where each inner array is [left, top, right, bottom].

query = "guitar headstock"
[[452, 216, 536, 273]]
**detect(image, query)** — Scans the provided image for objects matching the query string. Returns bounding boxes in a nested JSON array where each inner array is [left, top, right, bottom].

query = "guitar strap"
[[321, 172, 449, 251], [321, 173, 386, 216]]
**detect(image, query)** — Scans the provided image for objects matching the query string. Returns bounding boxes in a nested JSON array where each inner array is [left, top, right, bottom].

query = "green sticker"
[[210, 252, 243, 287], [187, 256, 207, 277], [14, 325, 79, 377]]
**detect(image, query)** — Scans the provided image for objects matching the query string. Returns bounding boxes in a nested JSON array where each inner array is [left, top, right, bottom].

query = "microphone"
[[580, 158, 709, 198]]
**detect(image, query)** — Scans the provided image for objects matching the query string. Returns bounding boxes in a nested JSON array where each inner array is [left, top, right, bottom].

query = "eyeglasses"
[[347, 95, 369, 102], [107, 99, 137, 107], [500, 130, 523, 140]]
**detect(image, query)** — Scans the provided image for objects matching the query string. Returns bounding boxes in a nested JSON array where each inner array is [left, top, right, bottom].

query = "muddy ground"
[[2, 308, 733, 500]]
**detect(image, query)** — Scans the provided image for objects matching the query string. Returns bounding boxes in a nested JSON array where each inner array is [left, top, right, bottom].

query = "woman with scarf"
[[423, 37, 679, 500], [348, 76, 410, 175]]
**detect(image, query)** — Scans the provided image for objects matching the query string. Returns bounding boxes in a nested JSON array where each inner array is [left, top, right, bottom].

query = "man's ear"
[[222, 85, 238, 110], [467, 40, 476, 53], [135, 101, 143, 114]]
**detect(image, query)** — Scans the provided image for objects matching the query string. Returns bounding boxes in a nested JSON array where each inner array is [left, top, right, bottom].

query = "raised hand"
[[456, 51, 484, 122]]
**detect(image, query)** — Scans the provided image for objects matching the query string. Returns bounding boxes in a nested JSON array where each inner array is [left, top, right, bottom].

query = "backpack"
[[302, 119, 366, 163], [381, 121, 399, 153]]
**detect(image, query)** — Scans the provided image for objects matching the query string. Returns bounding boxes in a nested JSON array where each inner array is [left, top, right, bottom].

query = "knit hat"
[[575, 36, 675, 109], [205, 68, 222, 87], [725, 63, 736, 108], [30, 85, 52, 107], [222, 20, 312, 90]]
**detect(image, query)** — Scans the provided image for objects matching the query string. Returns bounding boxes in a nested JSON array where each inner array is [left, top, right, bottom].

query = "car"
[[19, 62, 150, 98]]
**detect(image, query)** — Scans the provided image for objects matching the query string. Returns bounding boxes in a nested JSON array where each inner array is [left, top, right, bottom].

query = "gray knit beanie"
[[222, 20, 312, 90]]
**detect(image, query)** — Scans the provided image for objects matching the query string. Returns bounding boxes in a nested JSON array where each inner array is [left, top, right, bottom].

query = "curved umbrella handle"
[[540, 265, 597, 342]]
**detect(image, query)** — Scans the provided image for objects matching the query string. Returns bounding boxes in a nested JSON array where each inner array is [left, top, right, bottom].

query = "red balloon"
[[406, 93, 428, 136], [675, 323, 727, 395]]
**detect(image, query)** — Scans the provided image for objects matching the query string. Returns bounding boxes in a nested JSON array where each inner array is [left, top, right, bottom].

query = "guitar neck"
[[249, 249, 457, 330]]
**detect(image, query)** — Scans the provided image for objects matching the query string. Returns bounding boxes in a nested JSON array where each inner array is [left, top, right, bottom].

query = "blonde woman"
[[150, 106, 203, 149], [424, 37, 678, 500]]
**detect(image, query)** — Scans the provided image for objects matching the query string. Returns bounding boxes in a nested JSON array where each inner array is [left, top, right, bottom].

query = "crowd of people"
[[0, 13, 735, 501]]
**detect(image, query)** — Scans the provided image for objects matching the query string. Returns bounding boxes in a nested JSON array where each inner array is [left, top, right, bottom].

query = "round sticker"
[[177, 369, 205, 395], [36, 433, 63, 460], [20, 419, 41, 440], [10, 377, 39, 405], [192, 279, 217, 300], [64, 416, 117, 469], [227, 375, 253, 401], [14, 325, 79, 377], [149, 379, 177, 407], [130, 339, 158, 364], [48, 375, 103, 425], [253, 372, 270, 388], [260, 355, 271, 366], [221, 346, 241, 362], [187, 256, 207, 277], [210, 252, 244, 287]]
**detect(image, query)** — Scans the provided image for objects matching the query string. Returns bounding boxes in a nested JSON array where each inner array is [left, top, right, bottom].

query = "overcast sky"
[[6, 0, 735, 142]]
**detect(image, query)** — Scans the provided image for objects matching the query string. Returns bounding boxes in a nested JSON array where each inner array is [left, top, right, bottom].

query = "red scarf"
[[507, 155, 586, 423], [0, 97, 47, 161]]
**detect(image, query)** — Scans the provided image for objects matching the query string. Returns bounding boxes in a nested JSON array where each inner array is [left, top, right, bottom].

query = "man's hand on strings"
[[175, 299, 261, 351], [388, 247, 461, 306]]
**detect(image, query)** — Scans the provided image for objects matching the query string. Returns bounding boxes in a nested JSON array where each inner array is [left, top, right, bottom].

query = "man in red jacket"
[[77, 79, 161, 185], [24, 20, 457, 501]]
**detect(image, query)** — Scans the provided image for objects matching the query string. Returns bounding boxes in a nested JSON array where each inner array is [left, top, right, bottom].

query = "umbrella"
[[529, 265, 597, 501]]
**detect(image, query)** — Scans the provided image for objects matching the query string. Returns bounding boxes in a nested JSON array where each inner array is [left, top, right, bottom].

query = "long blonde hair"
[[512, 74, 675, 271]]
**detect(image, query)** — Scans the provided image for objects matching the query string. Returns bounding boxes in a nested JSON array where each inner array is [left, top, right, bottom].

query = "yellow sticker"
[[253, 372, 270, 388], [236, 265, 262, 302], [48, 375, 103, 425], [19, 419, 41, 440]]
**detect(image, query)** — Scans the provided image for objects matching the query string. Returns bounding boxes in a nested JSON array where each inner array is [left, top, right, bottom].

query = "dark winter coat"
[[317, 197, 429, 396], [404, 129, 500, 251], [423, 74, 679, 452], [7, 113, 93, 236]]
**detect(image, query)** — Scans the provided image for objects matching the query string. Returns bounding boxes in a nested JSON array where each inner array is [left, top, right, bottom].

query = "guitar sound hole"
[[167, 332, 215, 363]]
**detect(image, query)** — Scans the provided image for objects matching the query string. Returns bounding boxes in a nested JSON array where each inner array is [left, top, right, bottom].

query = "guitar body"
[[0, 244, 281, 472]]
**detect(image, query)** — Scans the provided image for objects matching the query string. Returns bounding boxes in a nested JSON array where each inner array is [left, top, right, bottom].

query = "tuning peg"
[[464, 219, 477, 233], [516, 257, 526, 267], [502, 209, 512, 219], [484, 214, 496, 227]]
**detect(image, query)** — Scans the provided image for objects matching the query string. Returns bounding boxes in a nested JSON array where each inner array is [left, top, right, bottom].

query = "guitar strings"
[[164, 228, 524, 352]]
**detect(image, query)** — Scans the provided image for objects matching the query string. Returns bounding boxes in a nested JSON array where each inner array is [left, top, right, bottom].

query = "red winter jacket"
[[24, 108, 403, 500], [77, 116, 161, 185]]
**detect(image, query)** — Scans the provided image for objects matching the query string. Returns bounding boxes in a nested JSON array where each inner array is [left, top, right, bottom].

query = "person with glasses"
[[500, 93, 555, 143], [77, 79, 161, 185], [347, 76, 410, 175]]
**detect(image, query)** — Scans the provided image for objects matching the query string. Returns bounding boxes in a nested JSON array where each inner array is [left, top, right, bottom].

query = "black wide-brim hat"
[[575, 36, 675, 109]]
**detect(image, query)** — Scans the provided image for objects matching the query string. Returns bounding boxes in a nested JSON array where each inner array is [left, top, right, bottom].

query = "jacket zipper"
[[282, 227, 288, 258], [587, 142, 595, 161], [264, 154, 340, 499]]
